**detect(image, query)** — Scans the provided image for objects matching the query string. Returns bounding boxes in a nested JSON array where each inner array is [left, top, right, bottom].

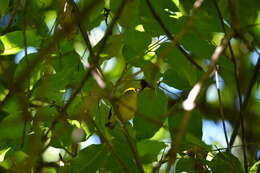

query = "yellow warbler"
[[106, 88, 139, 128]]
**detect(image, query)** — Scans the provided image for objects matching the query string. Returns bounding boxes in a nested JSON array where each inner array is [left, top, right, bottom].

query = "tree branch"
[[165, 32, 233, 173], [0, 0, 102, 111]]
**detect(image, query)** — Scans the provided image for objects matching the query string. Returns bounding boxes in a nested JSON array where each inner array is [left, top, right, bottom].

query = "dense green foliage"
[[0, 0, 259, 172]]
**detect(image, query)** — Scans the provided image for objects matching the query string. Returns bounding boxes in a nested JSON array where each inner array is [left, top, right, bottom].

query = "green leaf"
[[0, 150, 28, 170], [162, 69, 190, 90], [50, 122, 74, 148], [14, 53, 43, 87], [99, 35, 123, 59], [0, 148, 10, 162], [236, 0, 259, 26], [134, 88, 168, 139], [0, 110, 8, 123], [123, 30, 150, 52], [122, 30, 150, 65], [137, 139, 166, 164], [175, 158, 196, 173], [78, 0, 103, 30], [157, 43, 200, 85], [111, 0, 139, 28], [0, 39, 4, 54], [249, 160, 260, 173], [68, 144, 108, 173], [106, 125, 139, 173], [168, 110, 203, 151], [139, 0, 180, 36], [143, 62, 161, 87], [209, 152, 244, 173], [0, 98, 23, 150], [0, 0, 9, 16], [181, 33, 215, 60], [0, 30, 41, 55], [32, 52, 84, 104]]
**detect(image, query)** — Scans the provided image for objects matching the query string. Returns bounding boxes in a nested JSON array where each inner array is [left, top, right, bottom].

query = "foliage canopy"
[[0, 0, 259, 172]]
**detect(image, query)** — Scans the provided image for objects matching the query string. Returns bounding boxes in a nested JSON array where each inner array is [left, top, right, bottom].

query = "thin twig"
[[213, 0, 248, 170], [20, 0, 29, 149], [111, 101, 145, 173], [0, 0, 102, 110], [165, 32, 233, 173], [152, 148, 167, 173], [215, 66, 229, 149], [44, 0, 127, 141], [84, 111, 132, 173], [227, 0, 240, 33], [229, 55, 260, 147], [96, 0, 127, 59]]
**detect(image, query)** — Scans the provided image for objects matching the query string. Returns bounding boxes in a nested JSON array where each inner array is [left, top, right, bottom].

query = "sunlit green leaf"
[[67, 144, 108, 173], [162, 69, 190, 90], [168, 110, 203, 151], [134, 88, 168, 139], [0, 148, 10, 162], [175, 158, 196, 173], [0, 30, 41, 55], [137, 139, 166, 163], [0, 0, 9, 16], [209, 152, 244, 173]]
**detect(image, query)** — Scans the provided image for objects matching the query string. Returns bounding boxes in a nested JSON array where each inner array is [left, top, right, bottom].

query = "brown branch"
[[88, 113, 132, 173], [227, 0, 240, 33], [229, 54, 260, 146], [44, 0, 128, 142], [213, 0, 248, 170], [20, 0, 29, 149], [165, 32, 233, 173], [0, 0, 102, 111], [66, 0, 94, 58], [95, 0, 127, 59], [111, 101, 145, 173], [215, 67, 229, 149]]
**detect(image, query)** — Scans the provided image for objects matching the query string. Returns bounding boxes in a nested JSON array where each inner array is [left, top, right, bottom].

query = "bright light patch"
[[15, 47, 38, 64], [214, 72, 224, 89], [74, 42, 89, 68], [251, 50, 259, 66], [0, 35, 21, 55], [159, 82, 183, 100], [135, 24, 145, 32], [44, 10, 57, 35], [165, 8, 183, 19], [235, 95, 245, 111], [256, 87, 260, 101], [144, 51, 155, 60], [182, 83, 201, 111], [80, 134, 101, 150], [132, 67, 144, 79], [89, 27, 105, 46], [42, 147, 63, 162], [206, 84, 218, 103], [211, 32, 224, 46], [0, 147, 10, 162], [202, 120, 232, 148], [63, 88, 72, 103], [101, 57, 117, 73]]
